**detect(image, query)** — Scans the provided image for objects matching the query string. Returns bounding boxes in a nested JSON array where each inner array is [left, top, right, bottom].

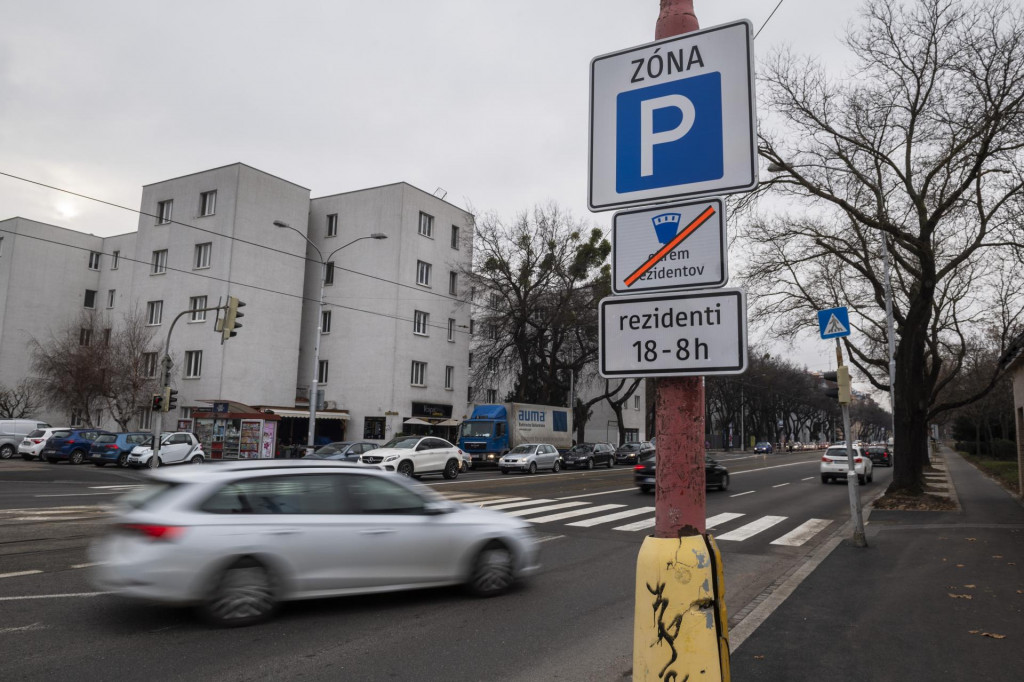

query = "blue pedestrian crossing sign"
[[589, 20, 758, 211], [817, 307, 851, 340]]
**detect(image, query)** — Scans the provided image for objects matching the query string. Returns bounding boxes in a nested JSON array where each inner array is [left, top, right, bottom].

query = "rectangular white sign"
[[611, 198, 727, 294], [589, 20, 757, 211], [599, 289, 747, 377]]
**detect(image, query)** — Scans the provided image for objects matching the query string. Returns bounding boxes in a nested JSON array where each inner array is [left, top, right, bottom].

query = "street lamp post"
[[273, 220, 387, 454]]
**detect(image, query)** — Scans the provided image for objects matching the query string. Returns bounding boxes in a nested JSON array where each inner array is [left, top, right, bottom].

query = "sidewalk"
[[730, 446, 1024, 680]]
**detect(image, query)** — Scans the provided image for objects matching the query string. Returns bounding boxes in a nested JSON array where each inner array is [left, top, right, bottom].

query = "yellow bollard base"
[[633, 534, 730, 681]]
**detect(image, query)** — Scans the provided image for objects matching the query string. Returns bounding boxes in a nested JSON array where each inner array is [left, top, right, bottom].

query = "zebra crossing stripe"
[[770, 518, 832, 546], [481, 499, 556, 511], [527, 504, 626, 523], [613, 516, 656, 532], [705, 512, 744, 529], [505, 502, 590, 517], [715, 515, 787, 541], [459, 496, 528, 506], [567, 507, 655, 527]]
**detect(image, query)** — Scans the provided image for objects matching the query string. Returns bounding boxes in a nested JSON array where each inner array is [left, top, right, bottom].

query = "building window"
[[418, 211, 434, 237], [468, 352, 473, 368], [451, 224, 460, 250], [190, 295, 207, 322], [151, 249, 167, 275], [413, 310, 429, 336], [318, 360, 329, 384], [70, 410, 83, 427], [0, 236, 4, 257], [88, 251, 101, 270], [486, 389, 498, 403], [102, 328, 111, 346], [635, 395, 641, 410], [185, 350, 202, 378], [83, 289, 97, 309], [445, 365, 454, 390], [147, 300, 163, 325], [143, 352, 158, 378], [363, 416, 385, 440], [200, 190, 217, 216], [327, 213, 338, 237], [490, 292, 501, 309], [111, 250, 119, 269], [157, 199, 172, 224], [194, 242, 211, 269], [324, 261, 335, 285], [79, 327, 93, 346], [467, 385, 474, 403], [321, 310, 332, 334], [469, 319, 475, 335], [137, 407, 152, 430], [411, 361, 426, 386], [107, 289, 116, 308], [449, 271, 458, 296], [448, 318, 456, 342], [416, 260, 432, 287]]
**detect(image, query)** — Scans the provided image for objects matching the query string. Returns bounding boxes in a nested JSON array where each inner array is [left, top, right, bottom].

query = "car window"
[[382, 436, 420, 449], [200, 475, 344, 515], [120, 481, 182, 510], [509, 445, 533, 454], [344, 475, 426, 515], [50, 430, 71, 439], [94, 434, 117, 444], [127, 434, 149, 445], [27, 430, 46, 438]]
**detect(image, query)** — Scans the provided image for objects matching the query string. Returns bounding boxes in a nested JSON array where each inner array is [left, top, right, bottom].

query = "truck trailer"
[[458, 403, 573, 466]]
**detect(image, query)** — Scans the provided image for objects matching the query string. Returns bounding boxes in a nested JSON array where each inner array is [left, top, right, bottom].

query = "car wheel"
[[640, 484, 653, 493], [718, 473, 730, 491], [868, 469, 874, 483], [117, 453, 129, 468], [443, 459, 460, 480], [397, 460, 414, 477], [466, 541, 515, 597], [528, 462, 537, 475], [552, 460, 560, 473], [201, 557, 278, 627], [821, 475, 829, 483], [190, 455, 204, 465], [0, 444, 14, 459], [147, 456, 160, 469], [607, 457, 614, 469], [461, 461, 468, 473], [586, 459, 594, 470], [68, 449, 86, 465]]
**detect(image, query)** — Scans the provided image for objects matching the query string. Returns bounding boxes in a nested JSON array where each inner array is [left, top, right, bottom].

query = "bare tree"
[[746, 0, 1024, 493], [0, 380, 42, 419], [30, 311, 110, 426], [104, 308, 160, 430]]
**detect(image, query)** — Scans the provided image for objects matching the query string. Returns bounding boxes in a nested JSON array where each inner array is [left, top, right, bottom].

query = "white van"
[[0, 419, 52, 459]]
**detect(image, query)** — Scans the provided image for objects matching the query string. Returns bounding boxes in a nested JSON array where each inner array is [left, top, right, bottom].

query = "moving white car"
[[498, 443, 562, 474], [89, 460, 539, 626], [129, 432, 205, 468], [358, 435, 464, 479], [820, 444, 873, 484]]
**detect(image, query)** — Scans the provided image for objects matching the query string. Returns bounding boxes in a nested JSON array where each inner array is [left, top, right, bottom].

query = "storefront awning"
[[270, 409, 349, 421]]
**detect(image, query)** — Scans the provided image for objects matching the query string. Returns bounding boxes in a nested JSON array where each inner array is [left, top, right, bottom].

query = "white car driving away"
[[129, 432, 204, 469], [498, 443, 561, 474], [820, 444, 873, 484], [358, 435, 464, 480]]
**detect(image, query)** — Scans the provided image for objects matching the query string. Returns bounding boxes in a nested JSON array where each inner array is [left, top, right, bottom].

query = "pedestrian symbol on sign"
[[817, 307, 851, 340], [823, 315, 847, 336]]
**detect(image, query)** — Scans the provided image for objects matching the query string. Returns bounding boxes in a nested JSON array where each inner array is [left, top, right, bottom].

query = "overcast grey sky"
[[1, 0, 865, 369]]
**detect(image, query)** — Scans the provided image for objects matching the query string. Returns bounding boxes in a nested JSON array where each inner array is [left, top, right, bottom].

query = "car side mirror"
[[423, 501, 454, 515]]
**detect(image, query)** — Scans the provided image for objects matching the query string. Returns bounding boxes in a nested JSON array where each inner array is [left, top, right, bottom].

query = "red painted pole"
[[653, 0, 705, 540]]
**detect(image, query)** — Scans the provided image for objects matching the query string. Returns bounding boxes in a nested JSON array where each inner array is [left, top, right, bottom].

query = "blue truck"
[[458, 403, 574, 467]]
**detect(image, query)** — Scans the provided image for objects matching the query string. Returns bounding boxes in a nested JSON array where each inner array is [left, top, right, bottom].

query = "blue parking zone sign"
[[616, 72, 723, 192], [817, 307, 851, 339]]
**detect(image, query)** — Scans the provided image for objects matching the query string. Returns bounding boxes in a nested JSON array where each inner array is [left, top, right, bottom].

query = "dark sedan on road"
[[304, 441, 378, 462], [754, 441, 773, 454], [562, 442, 615, 469], [865, 445, 893, 467], [634, 453, 730, 493], [614, 441, 654, 464]]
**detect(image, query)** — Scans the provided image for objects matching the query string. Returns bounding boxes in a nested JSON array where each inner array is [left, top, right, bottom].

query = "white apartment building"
[[0, 163, 475, 446]]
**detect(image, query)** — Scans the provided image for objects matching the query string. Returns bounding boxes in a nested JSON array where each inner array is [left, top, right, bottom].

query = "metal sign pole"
[[836, 339, 867, 547]]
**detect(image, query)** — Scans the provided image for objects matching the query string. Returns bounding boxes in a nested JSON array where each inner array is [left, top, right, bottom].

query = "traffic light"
[[151, 393, 163, 412], [823, 367, 851, 404], [163, 387, 178, 413], [221, 296, 246, 342]]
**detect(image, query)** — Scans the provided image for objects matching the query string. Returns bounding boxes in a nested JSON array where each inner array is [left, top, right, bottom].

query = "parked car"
[[128, 432, 204, 468], [18, 427, 66, 461], [41, 428, 113, 464], [1, 419, 52, 459], [358, 435, 464, 480], [754, 441, 773, 454], [498, 443, 562, 474], [865, 445, 893, 467], [304, 441, 379, 462], [820, 445, 874, 484], [562, 442, 615, 469], [89, 432, 153, 468], [635, 453, 730, 493], [614, 441, 654, 465], [89, 460, 540, 626]]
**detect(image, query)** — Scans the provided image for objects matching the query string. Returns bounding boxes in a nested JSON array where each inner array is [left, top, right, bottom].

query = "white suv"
[[358, 435, 464, 479], [820, 445, 873, 484]]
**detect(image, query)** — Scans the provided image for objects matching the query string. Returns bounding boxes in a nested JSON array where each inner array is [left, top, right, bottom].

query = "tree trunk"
[[890, 285, 935, 494]]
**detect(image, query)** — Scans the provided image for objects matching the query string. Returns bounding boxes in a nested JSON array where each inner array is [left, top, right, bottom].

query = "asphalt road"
[[0, 452, 890, 681]]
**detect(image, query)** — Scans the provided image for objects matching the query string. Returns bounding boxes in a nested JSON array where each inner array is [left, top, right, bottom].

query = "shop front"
[[404, 402, 460, 443], [191, 401, 281, 460], [257, 406, 350, 457]]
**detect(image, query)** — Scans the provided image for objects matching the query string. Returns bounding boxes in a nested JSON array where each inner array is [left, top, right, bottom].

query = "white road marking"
[[716, 516, 788, 541], [557, 487, 637, 500], [730, 491, 755, 498], [0, 570, 43, 579], [71, 563, 100, 569], [0, 592, 111, 602], [567, 507, 655, 527], [0, 622, 48, 634], [731, 461, 819, 475], [772, 483, 790, 488], [801, 477, 815, 481], [534, 535, 565, 544], [770, 519, 833, 547], [505, 501, 590, 517], [88, 485, 142, 490], [705, 512, 745, 529], [34, 492, 123, 498], [480, 499, 556, 511], [527, 504, 626, 523], [613, 517, 657, 532], [455, 496, 527, 505]]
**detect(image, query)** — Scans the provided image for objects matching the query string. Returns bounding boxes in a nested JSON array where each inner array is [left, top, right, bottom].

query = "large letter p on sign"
[[640, 95, 695, 177]]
